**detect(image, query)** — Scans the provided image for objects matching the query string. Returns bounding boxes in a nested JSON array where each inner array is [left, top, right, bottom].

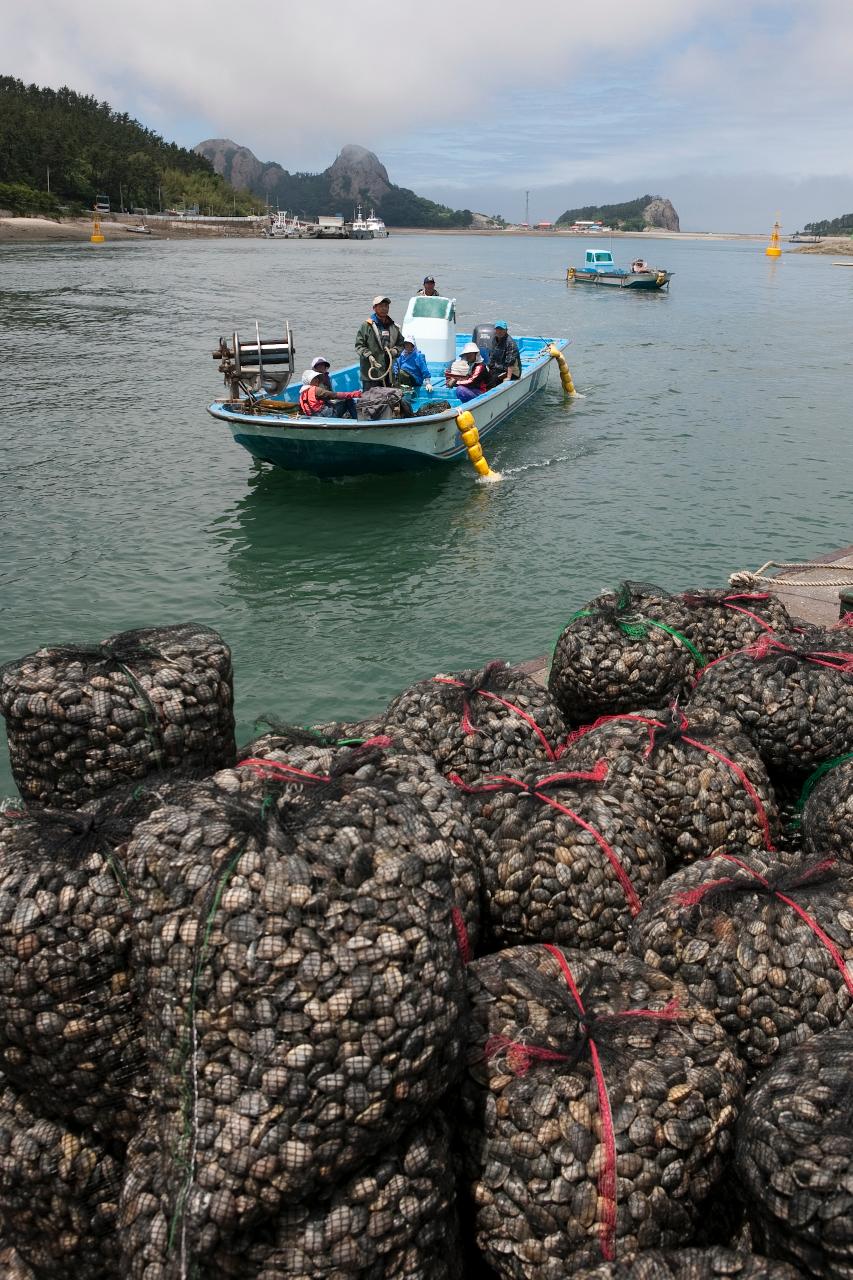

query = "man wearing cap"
[[417, 276, 439, 296], [487, 321, 521, 383], [298, 367, 361, 418], [445, 342, 489, 402], [394, 336, 433, 394], [355, 296, 406, 390]]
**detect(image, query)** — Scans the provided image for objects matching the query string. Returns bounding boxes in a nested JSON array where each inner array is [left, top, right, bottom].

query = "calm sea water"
[[1, 232, 851, 794]]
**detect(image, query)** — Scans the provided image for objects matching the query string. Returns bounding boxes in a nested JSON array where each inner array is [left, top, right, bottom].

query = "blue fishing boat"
[[208, 296, 571, 477], [568, 249, 672, 289]]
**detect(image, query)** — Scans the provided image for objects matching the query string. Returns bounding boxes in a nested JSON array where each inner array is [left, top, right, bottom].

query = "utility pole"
[[525, 190, 529, 226], [46, 166, 50, 193]]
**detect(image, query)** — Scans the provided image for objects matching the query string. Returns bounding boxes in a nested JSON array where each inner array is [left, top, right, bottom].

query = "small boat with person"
[[207, 295, 571, 477], [567, 249, 672, 289]]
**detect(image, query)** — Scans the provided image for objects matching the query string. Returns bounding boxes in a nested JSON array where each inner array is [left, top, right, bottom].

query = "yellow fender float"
[[548, 344, 576, 396], [456, 410, 500, 480]]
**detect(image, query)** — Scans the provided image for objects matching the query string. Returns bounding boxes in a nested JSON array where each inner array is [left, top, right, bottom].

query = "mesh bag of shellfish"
[[549, 584, 706, 725], [0, 623, 236, 808], [0, 1247, 34, 1280], [0, 1076, 122, 1280], [0, 788, 162, 1141], [559, 706, 780, 867], [119, 1111, 462, 1280], [382, 660, 567, 784], [237, 716, 384, 769], [580, 1247, 803, 1280], [460, 944, 744, 1280], [799, 753, 853, 863], [454, 761, 666, 952], [687, 633, 853, 780], [235, 737, 481, 955], [630, 849, 853, 1075], [735, 1028, 853, 1279], [675, 590, 793, 662], [126, 763, 468, 1263]]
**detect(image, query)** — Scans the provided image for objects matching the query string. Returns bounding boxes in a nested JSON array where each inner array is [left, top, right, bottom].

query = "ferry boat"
[[208, 295, 569, 476], [350, 204, 388, 239], [567, 249, 672, 289]]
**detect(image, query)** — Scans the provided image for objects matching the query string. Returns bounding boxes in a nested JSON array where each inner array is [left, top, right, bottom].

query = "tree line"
[[0, 77, 260, 215], [556, 195, 660, 231]]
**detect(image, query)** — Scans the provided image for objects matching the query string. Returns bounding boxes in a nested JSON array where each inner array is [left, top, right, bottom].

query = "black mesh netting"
[[0, 1076, 122, 1279], [735, 1028, 853, 1279], [381, 661, 567, 783], [549, 583, 704, 724], [457, 760, 665, 951], [630, 849, 853, 1075], [235, 734, 482, 953], [800, 754, 853, 863], [460, 945, 744, 1279], [0, 772, 203, 1140], [238, 715, 384, 766], [676, 590, 793, 662], [558, 705, 780, 866], [580, 1248, 803, 1280], [0, 623, 236, 807], [126, 757, 468, 1265], [687, 632, 853, 780], [119, 1111, 462, 1279]]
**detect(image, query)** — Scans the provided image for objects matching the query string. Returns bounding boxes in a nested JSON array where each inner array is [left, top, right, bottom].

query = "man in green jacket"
[[355, 296, 406, 389]]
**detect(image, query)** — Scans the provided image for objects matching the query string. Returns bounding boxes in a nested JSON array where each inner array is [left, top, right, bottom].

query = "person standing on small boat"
[[355, 296, 406, 390], [299, 368, 361, 418], [418, 275, 439, 296], [394, 336, 434, 394], [487, 321, 521, 383], [446, 342, 489, 402]]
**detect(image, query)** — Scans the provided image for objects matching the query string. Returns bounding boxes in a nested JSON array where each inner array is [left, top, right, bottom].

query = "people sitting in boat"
[[298, 368, 361, 419], [394, 336, 434, 394], [487, 321, 521, 383], [417, 275, 439, 296], [355, 295, 406, 390], [311, 355, 334, 391], [631, 258, 649, 273], [445, 342, 490, 402]]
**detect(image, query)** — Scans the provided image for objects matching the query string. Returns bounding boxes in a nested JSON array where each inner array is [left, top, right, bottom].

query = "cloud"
[[5, 0, 728, 164]]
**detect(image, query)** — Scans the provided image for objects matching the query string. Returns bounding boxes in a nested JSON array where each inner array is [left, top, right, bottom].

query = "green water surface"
[[1, 232, 851, 795]]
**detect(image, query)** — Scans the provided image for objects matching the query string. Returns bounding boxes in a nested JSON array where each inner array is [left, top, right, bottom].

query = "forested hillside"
[[0, 77, 256, 215], [804, 212, 853, 235], [556, 194, 678, 231]]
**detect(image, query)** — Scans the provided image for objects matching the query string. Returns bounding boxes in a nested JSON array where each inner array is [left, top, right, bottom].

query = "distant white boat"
[[350, 203, 388, 239]]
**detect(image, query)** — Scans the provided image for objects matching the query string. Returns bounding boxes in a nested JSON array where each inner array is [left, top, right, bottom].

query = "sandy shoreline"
[[2, 216, 852, 253]]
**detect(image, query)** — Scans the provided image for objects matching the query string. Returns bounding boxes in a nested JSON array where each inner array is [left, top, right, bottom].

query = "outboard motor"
[[472, 323, 496, 360], [213, 322, 295, 398]]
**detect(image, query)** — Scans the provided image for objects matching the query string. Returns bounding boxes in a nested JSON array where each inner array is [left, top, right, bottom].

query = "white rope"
[[729, 560, 853, 590]]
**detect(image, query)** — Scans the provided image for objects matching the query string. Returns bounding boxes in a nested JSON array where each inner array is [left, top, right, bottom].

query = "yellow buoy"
[[765, 218, 782, 258], [548, 344, 576, 396], [456, 410, 500, 480], [90, 213, 105, 244]]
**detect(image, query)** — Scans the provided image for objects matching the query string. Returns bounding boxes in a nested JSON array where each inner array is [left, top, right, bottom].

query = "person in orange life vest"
[[298, 368, 361, 418], [445, 342, 489, 403]]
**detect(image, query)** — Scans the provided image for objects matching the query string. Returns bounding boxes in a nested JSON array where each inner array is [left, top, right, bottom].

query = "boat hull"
[[571, 269, 671, 289], [209, 339, 565, 477]]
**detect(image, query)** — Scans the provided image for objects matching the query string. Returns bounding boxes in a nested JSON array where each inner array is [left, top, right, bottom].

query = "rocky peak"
[[195, 138, 271, 191], [643, 197, 679, 232], [325, 145, 391, 205]]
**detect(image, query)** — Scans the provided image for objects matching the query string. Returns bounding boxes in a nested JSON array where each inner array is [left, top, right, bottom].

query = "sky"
[[6, 0, 853, 231]]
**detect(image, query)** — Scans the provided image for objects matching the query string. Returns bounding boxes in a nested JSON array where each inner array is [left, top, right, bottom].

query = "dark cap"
[[423, 275, 435, 283]]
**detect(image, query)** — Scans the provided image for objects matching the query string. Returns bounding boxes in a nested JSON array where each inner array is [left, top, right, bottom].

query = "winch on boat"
[[212, 323, 296, 401]]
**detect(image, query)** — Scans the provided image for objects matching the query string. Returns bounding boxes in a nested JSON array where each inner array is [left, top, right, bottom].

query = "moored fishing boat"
[[568, 248, 672, 289], [208, 296, 570, 477], [350, 204, 389, 239]]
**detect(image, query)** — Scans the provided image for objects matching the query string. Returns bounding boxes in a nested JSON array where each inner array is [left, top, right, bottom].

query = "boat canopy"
[[401, 295, 457, 364], [585, 250, 615, 266]]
